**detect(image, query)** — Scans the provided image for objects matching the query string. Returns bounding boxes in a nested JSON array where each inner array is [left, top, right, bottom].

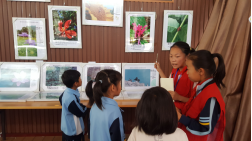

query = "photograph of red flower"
[[130, 16, 150, 45], [52, 10, 78, 41]]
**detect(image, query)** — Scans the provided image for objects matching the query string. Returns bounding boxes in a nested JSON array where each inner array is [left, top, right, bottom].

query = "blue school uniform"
[[90, 96, 125, 141], [59, 88, 87, 138]]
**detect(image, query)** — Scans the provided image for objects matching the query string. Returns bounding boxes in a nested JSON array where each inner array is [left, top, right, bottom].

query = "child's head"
[[170, 41, 195, 69], [186, 50, 226, 88], [135, 87, 178, 135], [85, 69, 122, 109], [61, 70, 82, 89]]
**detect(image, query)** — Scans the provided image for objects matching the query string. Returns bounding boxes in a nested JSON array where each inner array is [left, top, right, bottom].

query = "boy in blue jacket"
[[59, 70, 87, 141]]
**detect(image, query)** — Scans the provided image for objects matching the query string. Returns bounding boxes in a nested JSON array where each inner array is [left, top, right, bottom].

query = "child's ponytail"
[[93, 79, 105, 110], [85, 80, 95, 107], [212, 53, 226, 88], [188, 50, 226, 89]]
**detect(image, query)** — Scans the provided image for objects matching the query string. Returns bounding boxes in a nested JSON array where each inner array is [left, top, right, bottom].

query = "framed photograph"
[[0, 62, 40, 92], [48, 5, 82, 48], [82, 0, 123, 27], [125, 12, 156, 52], [82, 63, 121, 91], [7, 0, 50, 2], [40, 62, 83, 92], [27, 92, 62, 101], [122, 63, 159, 91], [162, 10, 193, 50], [12, 18, 47, 60], [0, 92, 36, 102]]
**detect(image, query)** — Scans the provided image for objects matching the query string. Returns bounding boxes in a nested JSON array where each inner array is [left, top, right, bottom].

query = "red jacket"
[[170, 66, 194, 109], [179, 80, 226, 141]]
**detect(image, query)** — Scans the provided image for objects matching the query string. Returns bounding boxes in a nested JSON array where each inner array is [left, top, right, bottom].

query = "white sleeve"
[[127, 127, 136, 141], [169, 73, 172, 78]]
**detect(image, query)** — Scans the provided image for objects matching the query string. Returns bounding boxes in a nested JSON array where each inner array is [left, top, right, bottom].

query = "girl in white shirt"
[[128, 87, 188, 141]]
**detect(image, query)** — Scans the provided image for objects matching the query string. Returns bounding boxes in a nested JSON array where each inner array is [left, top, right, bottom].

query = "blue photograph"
[[125, 69, 150, 87], [0, 69, 31, 88]]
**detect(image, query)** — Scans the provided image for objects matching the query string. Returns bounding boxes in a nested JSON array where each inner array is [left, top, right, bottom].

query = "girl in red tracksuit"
[[177, 50, 226, 141], [155, 41, 195, 110]]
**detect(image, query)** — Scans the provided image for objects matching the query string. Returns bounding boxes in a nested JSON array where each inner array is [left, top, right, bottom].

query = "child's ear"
[[111, 84, 117, 92], [74, 81, 78, 87], [199, 68, 205, 76]]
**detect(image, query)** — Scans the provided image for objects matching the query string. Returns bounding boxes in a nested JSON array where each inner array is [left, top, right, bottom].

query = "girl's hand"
[[154, 62, 162, 72], [168, 91, 180, 101], [176, 107, 182, 120]]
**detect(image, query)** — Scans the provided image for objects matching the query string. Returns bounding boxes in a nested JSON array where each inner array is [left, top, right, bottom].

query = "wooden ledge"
[[0, 100, 140, 109], [124, 0, 174, 3]]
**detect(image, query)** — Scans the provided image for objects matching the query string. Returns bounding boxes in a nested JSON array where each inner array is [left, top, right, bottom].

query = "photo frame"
[[122, 63, 159, 91], [0, 62, 40, 92], [7, 0, 50, 2], [122, 63, 159, 99], [0, 92, 36, 102], [12, 18, 47, 60], [125, 12, 156, 52], [40, 62, 83, 92], [162, 10, 193, 50], [48, 5, 82, 48], [82, 0, 123, 27], [82, 63, 123, 100], [82, 63, 121, 91]]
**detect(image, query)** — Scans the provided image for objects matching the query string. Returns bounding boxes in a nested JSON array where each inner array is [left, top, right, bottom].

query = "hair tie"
[[99, 80, 102, 83], [92, 82, 96, 88], [100, 71, 111, 83]]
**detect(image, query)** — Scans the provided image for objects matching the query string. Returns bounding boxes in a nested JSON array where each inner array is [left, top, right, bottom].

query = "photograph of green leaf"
[[27, 48, 37, 57], [18, 47, 26, 56], [130, 16, 150, 45], [167, 14, 188, 42]]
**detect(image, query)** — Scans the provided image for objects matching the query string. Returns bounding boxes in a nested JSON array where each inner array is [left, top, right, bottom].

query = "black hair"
[[135, 87, 178, 135], [86, 69, 122, 110], [188, 50, 226, 88], [171, 41, 195, 55], [85, 80, 95, 107], [61, 70, 81, 88]]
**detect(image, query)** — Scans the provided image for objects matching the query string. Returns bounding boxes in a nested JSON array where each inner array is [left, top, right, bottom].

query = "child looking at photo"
[[59, 70, 88, 141], [88, 70, 125, 141]]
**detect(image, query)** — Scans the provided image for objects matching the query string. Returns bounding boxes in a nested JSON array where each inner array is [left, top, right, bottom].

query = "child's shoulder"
[[62, 91, 78, 102]]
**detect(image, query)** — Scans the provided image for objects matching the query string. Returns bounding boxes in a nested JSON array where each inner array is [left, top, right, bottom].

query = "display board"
[[82, 0, 124, 27], [40, 62, 83, 92], [0, 92, 36, 102], [162, 10, 193, 50], [48, 5, 82, 48], [82, 63, 121, 91], [12, 18, 47, 60], [125, 12, 156, 52], [0, 62, 40, 92], [122, 63, 159, 99], [27, 92, 62, 101]]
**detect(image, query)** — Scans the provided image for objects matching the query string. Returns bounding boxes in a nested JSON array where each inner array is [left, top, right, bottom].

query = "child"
[[88, 70, 125, 141], [59, 70, 88, 141], [128, 87, 188, 141], [155, 41, 195, 110], [177, 50, 226, 141]]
